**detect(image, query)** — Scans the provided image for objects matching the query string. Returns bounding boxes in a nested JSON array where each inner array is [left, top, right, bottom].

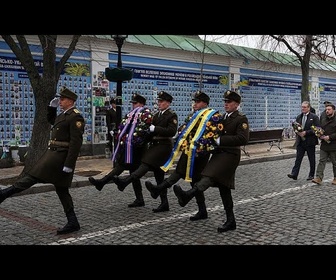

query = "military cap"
[[157, 91, 173, 103], [192, 91, 210, 104], [56, 87, 78, 101], [324, 100, 332, 105], [224, 90, 241, 103], [110, 98, 116, 104], [130, 93, 146, 105]]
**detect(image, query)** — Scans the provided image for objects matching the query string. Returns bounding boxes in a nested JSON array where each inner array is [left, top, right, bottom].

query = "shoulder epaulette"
[[73, 108, 81, 114]]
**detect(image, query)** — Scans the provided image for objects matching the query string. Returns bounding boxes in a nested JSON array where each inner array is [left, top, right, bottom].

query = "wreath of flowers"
[[178, 111, 224, 155], [117, 107, 153, 146]]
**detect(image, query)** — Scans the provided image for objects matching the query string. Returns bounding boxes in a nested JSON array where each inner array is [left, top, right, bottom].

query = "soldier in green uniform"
[[145, 91, 214, 221], [0, 87, 85, 235], [113, 91, 178, 213], [173, 90, 249, 233]]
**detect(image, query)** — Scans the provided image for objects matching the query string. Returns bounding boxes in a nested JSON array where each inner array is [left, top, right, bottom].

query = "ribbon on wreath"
[[161, 108, 216, 182], [112, 106, 143, 163]]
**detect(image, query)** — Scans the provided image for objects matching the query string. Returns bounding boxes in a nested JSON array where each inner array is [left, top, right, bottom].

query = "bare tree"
[[0, 35, 81, 177]]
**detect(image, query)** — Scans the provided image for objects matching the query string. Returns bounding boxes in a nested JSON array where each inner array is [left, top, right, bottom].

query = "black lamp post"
[[111, 35, 128, 127]]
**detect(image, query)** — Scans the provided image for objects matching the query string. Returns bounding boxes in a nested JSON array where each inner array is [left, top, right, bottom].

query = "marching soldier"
[[0, 87, 85, 235]]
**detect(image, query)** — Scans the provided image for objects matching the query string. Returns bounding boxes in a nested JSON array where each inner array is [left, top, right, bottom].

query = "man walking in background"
[[288, 101, 320, 181]]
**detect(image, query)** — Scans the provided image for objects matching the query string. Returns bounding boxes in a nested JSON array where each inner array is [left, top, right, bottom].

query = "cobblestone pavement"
[[2, 140, 336, 246]]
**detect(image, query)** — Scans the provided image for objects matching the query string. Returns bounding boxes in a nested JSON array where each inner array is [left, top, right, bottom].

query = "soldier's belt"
[[48, 140, 70, 147]]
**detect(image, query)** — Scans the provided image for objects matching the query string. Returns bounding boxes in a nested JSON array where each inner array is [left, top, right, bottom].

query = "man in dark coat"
[[312, 103, 336, 185], [145, 91, 213, 221], [113, 91, 178, 213], [88, 93, 151, 208], [288, 101, 320, 180], [105, 97, 117, 152], [173, 90, 249, 233], [0, 87, 85, 235]]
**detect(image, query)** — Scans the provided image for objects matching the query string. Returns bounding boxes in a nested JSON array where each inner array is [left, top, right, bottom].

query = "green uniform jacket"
[[28, 106, 85, 186], [201, 110, 249, 189]]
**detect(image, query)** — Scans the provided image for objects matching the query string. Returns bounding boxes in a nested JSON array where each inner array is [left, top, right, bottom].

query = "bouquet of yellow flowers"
[[178, 110, 224, 156], [311, 125, 331, 143], [292, 121, 305, 141]]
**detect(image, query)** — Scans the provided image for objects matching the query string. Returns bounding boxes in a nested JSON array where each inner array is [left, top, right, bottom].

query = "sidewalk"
[[0, 139, 299, 193]]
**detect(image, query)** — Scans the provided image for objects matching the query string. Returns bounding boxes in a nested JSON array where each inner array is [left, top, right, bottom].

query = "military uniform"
[[173, 90, 250, 233], [0, 87, 85, 235], [88, 93, 150, 208], [113, 91, 178, 212], [28, 106, 84, 186]]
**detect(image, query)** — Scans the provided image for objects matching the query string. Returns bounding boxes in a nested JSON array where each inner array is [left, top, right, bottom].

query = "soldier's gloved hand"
[[109, 130, 114, 137], [149, 125, 155, 132], [215, 137, 220, 145], [49, 97, 60, 107], [62, 166, 73, 173]]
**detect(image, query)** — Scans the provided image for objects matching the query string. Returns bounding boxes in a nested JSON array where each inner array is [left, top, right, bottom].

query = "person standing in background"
[[288, 101, 320, 181], [113, 91, 178, 213], [106, 98, 117, 153], [312, 103, 336, 185], [0, 87, 85, 235]]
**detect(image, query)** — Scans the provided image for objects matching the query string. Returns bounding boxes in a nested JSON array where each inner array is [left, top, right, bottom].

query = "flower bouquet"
[[292, 121, 305, 141], [178, 110, 224, 156], [311, 125, 331, 143]]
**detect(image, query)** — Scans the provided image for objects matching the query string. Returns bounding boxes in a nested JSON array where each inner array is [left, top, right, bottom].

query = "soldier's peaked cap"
[[224, 90, 241, 103], [130, 93, 146, 104], [56, 87, 78, 101], [157, 91, 173, 102], [192, 91, 210, 104]]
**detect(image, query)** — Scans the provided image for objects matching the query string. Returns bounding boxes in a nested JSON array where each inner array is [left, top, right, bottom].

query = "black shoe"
[[88, 177, 104, 191], [145, 181, 160, 199], [152, 203, 169, 213], [56, 222, 80, 235], [128, 199, 145, 208], [287, 174, 297, 180], [217, 221, 236, 233], [307, 176, 314, 180], [190, 211, 208, 221], [112, 176, 127, 192]]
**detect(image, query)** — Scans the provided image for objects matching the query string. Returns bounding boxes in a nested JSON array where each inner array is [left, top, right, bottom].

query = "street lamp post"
[[111, 35, 128, 127]]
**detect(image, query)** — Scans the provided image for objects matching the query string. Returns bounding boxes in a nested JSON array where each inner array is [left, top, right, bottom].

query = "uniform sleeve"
[[219, 115, 250, 146], [64, 113, 85, 169]]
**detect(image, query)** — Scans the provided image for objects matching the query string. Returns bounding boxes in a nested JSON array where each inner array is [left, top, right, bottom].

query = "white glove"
[[62, 166, 73, 173], [215, 137, 220, 145], [49, 97, 60, 107], [149, 125, 155, 132], [109, 130, 114, 137]]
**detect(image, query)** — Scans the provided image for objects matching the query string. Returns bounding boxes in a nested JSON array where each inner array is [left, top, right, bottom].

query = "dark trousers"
[[167, 171, 205, 203], [291, 143, 316, 177], [12, 174, 74, 214]]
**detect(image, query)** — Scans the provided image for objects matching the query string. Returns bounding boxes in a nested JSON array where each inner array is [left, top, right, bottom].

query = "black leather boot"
[[88, 174, 112, 191], [113, 175, 134, 192], [145, 180, 171, 199], [173, 185, 197, 207], [57, 209, 80, 235], [190, 200, 208, 221], [128, 180, 145, 207], [0, 186, 17, 204], [217, 209, 236, 233], [152, 189, 169, 212]]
